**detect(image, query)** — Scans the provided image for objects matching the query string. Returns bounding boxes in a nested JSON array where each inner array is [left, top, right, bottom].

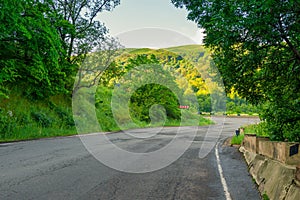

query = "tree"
[[172, 0, 300, 141], [47, 0, 120, 64], [45, 0, 121, 92], [73, 37, 123, 94], [0, 0, 67, 99], [0, 0, 121, 99]]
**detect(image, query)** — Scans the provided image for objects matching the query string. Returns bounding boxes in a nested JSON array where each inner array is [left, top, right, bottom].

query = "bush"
[[31, 112, 53, 128], [231, 134, 244, 145], [260, 101, 300, 142], [54, 106, 75, 128], [129, 84, 180, 123]]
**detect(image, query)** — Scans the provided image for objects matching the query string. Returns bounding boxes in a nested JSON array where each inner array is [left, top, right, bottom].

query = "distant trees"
[[172, 0, 300, 141], [98, 54, 181, 123]]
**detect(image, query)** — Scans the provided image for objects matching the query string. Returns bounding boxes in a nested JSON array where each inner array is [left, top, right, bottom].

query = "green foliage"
[[95, 86, 120, 131], [73, 38, 123, 94], [101, 46, 256, 116], [48, 0, 120, 64], [95, 85, 212, 131], [31, 112, 53, 128], [172, 0, 300, 141], [198, 116, 214, 126], [95, 51, 215, 131], [260, 101, 300, 141], [0, 0, 121, 139], [0, 92, 75, 141], [0, 0, 121, 99], [243, 124, 257, 135], [262, 193, 270, 200], [226, 96, 258, 115], [0, 0, 68, 99], [243, 122, 270, 138], [0, 108, 18, 139], [231, 134, 244, 145], [129, 84, 180, 122], [197, 94, 212, 113]]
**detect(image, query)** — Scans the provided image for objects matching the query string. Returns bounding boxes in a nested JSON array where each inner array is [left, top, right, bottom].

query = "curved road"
[[0, 117, 261, 200]]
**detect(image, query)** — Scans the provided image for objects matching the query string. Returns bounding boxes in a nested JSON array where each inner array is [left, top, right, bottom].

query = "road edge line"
[[215, 140, 232, 200]]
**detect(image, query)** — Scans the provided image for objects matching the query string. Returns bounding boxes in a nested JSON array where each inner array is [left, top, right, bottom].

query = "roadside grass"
[[1, 88, 214, 142], [231, 134, 245, 145], [243, 124, 257, 135], [0, 126, 76, 143], [242, 123, 269, 137], [96, 107, 214, 132], [151, 116, 214, 127], [231, 121, 270, 145], [231, 123, 256, 145], [0, 90, 76, 142], [262, 193, 270, 200]]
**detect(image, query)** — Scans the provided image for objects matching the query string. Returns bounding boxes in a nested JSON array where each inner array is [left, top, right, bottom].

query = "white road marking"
[[215, 141, 232, 200]]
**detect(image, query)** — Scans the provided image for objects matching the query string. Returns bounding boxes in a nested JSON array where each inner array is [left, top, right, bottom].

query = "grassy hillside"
[[0, 88, 76, 142], [166, 44, 207, 53]]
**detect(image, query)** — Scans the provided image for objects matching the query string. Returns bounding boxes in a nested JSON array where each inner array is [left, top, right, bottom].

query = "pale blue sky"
[[96, 0, 204, 48]]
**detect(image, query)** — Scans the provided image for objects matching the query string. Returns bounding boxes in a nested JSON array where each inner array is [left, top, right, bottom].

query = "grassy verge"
[[242, 123, 269, 137], [0, 90, 76, 142], [0, 89, 214, 142], [96, 109, 214, 133], [0, 127, 76, 143], [231, 134, 245, 145], [230, 122, 270, 145], [230, 124, 256, 145]]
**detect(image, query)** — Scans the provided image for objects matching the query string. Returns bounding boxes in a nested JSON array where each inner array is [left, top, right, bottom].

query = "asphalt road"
[[0, 117, 261, 200]]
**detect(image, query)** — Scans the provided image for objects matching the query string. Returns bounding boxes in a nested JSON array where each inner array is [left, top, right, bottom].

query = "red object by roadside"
[[179, 105, 189, 109]]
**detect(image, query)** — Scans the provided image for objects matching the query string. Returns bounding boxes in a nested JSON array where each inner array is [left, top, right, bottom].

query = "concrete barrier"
[[295, 165, 300, 187], [243, 134, 257, 153], [241, 135, 300, 200], [243, 135, 300, 166], [240, 146, 300, 200]]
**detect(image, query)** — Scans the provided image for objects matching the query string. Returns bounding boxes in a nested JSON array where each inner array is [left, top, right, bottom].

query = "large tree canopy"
[[0, 0, 120, 99], [0, 0, 66, 98], [172, 0, 300, 141], [47, 0, 120, 64]]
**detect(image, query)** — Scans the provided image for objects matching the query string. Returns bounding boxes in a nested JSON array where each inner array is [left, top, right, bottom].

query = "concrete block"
[[258, 160, 295, 200], [240, 146, 256, 165], [258, 141, 300, 166], [249, 155, 267, 185], [285, 184, 300, 200], [243, 134, 257, 153], [242, 147, 298, 200], [256, 137, 270, 154], [286, 144, 300, 166], [295, 165, 300, 187]]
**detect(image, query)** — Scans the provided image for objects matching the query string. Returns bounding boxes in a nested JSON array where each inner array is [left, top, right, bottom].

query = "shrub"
[[31, 112, 53, 128]]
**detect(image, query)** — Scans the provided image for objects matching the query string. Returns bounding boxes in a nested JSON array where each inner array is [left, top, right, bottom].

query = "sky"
[[96, 0, 205, 48]]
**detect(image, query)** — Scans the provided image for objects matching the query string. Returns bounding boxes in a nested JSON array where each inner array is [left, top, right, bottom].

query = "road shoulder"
[[218, 138, 261, 200]]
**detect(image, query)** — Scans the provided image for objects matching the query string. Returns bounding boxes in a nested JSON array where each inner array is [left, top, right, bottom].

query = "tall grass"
[[231, 134, 244, 145], [243, 122, 269, 137], [0, 87, 213, 142], [231, 122, 270, 145], [0, 90, 76, 142]]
